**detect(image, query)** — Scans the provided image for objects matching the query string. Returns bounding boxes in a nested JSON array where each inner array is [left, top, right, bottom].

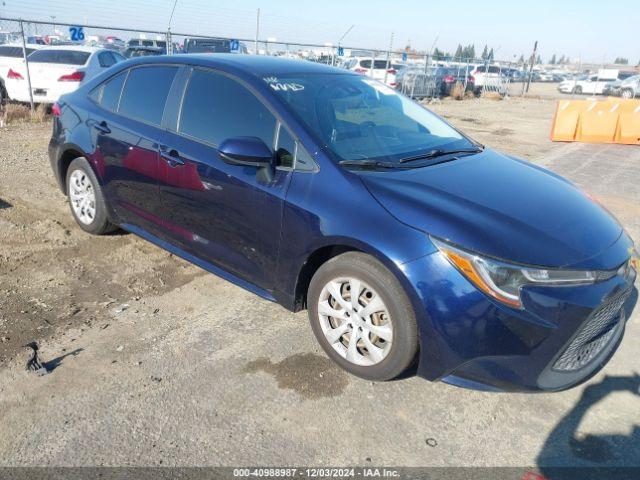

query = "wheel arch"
[[56, 143, 90, 194], [290, 238, 419, 314]]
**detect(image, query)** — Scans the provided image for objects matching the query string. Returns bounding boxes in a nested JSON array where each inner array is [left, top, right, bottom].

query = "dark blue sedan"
[[48, 55, 638, 392]]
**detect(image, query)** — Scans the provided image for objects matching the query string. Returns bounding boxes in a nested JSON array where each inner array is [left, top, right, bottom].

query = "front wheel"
[[573, 86, 583, 95], [621, 89, 634, 99], [307, 252, 418, 381], [66, 157, 117, 235]]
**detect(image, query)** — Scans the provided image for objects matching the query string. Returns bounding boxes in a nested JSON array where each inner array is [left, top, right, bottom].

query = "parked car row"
[[558, 70, 637, 96]]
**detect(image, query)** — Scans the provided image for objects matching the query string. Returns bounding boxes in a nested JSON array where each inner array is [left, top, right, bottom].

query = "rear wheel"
[[573, 85, 583, 95], [66, 157, 117, 235], [621, 89, 634, 99], [307, 252, 418, 381]]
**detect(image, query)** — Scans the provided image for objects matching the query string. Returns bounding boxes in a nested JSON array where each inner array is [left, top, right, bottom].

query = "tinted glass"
[[0, 46, 33, 58], [179, 69, 276, 147], [269, 74, 469, 163], [112, 52, 126, 63], [142, 40, 154, 47], [373, 60, 390, 69], [359, 60, 371, 69], [276, 125, 296, 168], [28, 49, 90, 65], [119, 66, 177, 125], [100, 71, 127, 111], [98, 51, 116, 68]]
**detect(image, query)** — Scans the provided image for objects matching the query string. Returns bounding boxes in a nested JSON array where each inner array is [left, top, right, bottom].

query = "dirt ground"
[[0, 89, 639, 471]]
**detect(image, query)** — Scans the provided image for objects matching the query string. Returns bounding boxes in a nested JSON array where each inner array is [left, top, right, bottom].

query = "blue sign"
[[69, 26, 85, 42], [337, 46, 344, 57], [402, 52, 407, 61], [230, 39, 239, 52]]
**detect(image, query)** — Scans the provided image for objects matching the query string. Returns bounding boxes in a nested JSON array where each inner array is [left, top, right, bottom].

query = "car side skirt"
[[121, 223, 277, 303]]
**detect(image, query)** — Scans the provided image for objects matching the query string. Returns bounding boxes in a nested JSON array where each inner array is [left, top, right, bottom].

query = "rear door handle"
[[93, 120, 111, 134], [159, 145, 185, 167]]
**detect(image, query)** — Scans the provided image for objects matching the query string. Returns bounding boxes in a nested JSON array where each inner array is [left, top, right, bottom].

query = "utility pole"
[[254, 8, 260, 55], [167, 0, 179, 54], [523, 40, 538, 95]]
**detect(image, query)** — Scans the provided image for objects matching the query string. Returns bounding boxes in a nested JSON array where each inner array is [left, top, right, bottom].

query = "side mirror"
[[219, 136, 273, 168]]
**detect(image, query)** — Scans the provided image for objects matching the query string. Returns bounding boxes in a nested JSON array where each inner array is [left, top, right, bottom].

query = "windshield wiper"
[[338, 159, 399, 169], [398, 147, 483, 164]]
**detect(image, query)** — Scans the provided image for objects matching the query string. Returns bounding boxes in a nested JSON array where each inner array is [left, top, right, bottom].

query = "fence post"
[[165, 29, 172, 54], [19, 20, 35, 112]]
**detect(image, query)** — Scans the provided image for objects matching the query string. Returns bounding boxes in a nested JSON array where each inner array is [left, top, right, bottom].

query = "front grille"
[[553, 287, 632, 372]]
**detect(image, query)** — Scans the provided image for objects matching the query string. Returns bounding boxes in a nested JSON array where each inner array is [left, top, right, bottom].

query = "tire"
[[307, 252, 418, 381], [621, 89, 634, 99], [65, 157, 117, 235], [573, 86, 582, 95], [0, 84, 6, 105]]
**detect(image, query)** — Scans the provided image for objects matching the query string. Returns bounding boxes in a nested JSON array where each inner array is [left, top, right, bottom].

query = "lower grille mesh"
[[553, 287, 631, 372]]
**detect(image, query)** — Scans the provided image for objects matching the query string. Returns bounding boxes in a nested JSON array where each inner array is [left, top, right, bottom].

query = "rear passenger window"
[[101, 71, 127, 111], [98, 52, 116, 68], [179, 69, 276, 147], [119, 66, 177, 125]]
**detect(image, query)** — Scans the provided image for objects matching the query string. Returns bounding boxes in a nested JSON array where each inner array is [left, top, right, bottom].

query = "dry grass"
[[449, 81, 466, 100], [480, 90, 504, 101], [0, 103, 49, 126]]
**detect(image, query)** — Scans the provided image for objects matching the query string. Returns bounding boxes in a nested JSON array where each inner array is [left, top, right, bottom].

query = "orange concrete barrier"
[[616, 100, 640, 145], [550, 98, 640, 145]]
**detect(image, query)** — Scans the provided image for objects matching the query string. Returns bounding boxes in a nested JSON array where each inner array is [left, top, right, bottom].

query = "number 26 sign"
[[69, 26, 85, 42]]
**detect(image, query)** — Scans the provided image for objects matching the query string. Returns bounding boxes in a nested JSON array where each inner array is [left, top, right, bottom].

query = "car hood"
[[358, 150, 625, 269]]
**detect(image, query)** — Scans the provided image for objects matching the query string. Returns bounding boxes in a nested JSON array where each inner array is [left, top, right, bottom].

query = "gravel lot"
[[0, 89, 639, 474]]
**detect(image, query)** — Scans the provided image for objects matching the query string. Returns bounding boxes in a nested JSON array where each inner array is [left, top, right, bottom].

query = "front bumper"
[[401, 241, 637, 392]]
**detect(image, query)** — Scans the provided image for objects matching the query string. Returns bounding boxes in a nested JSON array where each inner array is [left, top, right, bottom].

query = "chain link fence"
[[1, 16, 600, 111]]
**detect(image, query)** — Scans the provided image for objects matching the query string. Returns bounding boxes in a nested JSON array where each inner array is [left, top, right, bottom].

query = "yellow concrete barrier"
[[550, 98, 640, 145]]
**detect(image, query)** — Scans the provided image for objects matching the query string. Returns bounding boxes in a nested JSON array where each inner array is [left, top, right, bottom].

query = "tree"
[[549, 54, 557, 65], [454, 44, 463, 59], [613, 57, 629, 65], [536, 54, 542, 64], [481, 44, 489, 60], [488, 48, 494, 61], [518, 54, 525, 65], [558, 55, 566, 64]]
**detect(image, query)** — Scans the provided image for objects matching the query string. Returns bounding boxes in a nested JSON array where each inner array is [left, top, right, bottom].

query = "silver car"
[[616, 75, 640, 99]]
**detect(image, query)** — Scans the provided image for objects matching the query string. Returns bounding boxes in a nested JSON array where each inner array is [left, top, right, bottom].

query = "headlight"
[[431, 238, 613, 309]]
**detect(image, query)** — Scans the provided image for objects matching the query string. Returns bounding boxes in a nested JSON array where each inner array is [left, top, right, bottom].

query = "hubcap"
[[317, 277, 393, 366], [69, 170, 96, 225]]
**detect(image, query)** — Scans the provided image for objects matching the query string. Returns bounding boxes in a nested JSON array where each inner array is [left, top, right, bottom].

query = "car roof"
[[124, 53, 355, 78]]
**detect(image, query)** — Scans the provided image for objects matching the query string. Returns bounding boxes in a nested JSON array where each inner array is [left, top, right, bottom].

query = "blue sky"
[[1, 0, 637, 63]]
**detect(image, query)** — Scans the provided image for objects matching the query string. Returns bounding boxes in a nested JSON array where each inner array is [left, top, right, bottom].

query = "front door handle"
[[159, 145, 185, 167], [93, 120, 111, 134]]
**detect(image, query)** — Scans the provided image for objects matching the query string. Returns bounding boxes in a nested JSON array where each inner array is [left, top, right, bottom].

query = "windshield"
[[267, 74, 472, 163]]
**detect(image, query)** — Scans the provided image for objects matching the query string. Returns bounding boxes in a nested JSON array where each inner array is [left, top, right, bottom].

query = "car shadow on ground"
[[0, 197, 12, 209], [536, 289, 639, 480]]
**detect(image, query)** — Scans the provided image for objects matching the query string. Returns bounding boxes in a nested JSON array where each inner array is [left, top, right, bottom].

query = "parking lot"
[[0, 91, 639, 474]]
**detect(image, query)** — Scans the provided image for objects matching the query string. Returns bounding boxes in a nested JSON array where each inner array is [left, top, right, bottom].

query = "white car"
[[344, 57, 401, 87], [5, 46, 125, 104], [557, 74, 617, 95], [0, 44, 43, 103], [468, 64, 508, 93]]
